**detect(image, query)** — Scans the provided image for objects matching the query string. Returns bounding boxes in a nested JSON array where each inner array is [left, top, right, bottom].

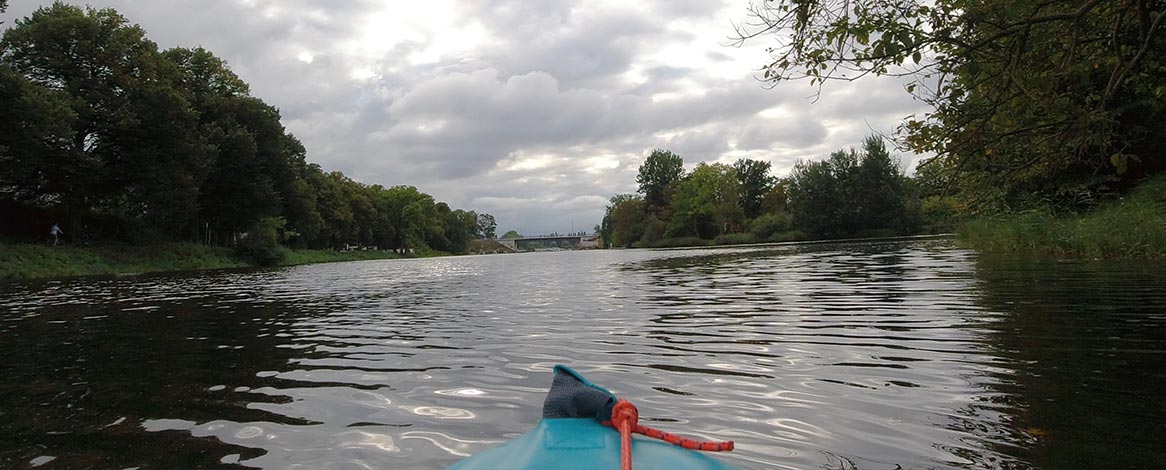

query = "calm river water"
[[2, 238, 1165, 469]]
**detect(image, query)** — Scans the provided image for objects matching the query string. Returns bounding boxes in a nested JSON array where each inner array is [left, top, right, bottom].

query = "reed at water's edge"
[[957, 175, 1166, 260]]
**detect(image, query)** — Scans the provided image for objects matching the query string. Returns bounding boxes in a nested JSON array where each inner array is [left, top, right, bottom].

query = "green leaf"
[[1111, 153, 1128, 175], [856, 30, 870, 46], [897, 31, 913, 49]]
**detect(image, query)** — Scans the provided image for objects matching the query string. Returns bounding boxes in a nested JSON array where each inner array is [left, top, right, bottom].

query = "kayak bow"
[[450, 365, 734, 470]]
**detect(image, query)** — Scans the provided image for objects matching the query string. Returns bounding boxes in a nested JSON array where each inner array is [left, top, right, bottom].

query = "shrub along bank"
[[958, 175, 1166, 259], [0, 242, 409, 281]]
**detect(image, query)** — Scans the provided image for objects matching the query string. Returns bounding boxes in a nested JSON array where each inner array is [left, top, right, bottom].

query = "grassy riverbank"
[[0, 242, 408, 281], [958, 176, 1166, 259], [0, 243, 245, 280]]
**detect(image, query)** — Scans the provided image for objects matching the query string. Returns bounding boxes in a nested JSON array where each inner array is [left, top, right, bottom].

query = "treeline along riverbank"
[[600, 136, 940, 250], [601, 138, 1166, 259], [0, 3, 498, 270]]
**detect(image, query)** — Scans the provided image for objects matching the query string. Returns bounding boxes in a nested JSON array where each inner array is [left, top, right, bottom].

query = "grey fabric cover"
[[541, 365, 617, 422]]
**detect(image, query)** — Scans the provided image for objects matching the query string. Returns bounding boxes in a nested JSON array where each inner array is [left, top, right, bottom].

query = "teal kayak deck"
[[450, 418, 731, 470]]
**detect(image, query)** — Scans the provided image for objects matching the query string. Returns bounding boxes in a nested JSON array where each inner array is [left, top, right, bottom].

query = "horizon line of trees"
[[0, 3, 498, 261], [600, 136, 932, 248]]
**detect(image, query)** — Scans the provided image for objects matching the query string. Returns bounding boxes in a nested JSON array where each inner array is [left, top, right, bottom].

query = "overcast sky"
[[4, 0, 927, 235]]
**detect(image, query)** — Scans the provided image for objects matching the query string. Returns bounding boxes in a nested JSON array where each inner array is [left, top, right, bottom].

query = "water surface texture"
[[2, 239, 1165, 469]]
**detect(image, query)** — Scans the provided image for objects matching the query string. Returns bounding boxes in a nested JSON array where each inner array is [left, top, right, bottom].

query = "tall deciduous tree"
[[476, 213, 497, 239], [668, 163, 744, 239], [789, 149, 858, 238], [608, 196, 647, 247], [599, 193, 638, 247], [636, 149, 685, 212], [733, 158, 776, 219], [2, 3, 206, 235], [759, 178, 791, 215], [789, 135, 918, 237], [0, 65, 76, 204], [855, 136, 908, 231]]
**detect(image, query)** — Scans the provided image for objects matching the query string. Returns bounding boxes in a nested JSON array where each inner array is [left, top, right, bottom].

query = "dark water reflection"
[[1, 239, 1164, 469]]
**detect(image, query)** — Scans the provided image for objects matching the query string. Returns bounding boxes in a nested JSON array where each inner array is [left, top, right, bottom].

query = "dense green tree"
[[641, 215, 666, 244], [759, 178, 791, 215], [636, 149, 685, 212], [312, 171, 356, 248], [383, 185, 442, 250], [275, 143, 324, 247], [608, 196, 647, 247], [0, 65, 77, 204], [599, 193, 638, 247], [501, 230, 521, 239], [749, 212, 795, 240], [194, 97, 285, 240], [476, 213, 497, 239], [733, 158, 776, 219], [912, 156, 956, 199], [855, 136, 910, 232], [789, 149, 859, 238], [668, 163, 744, 239], [2, 3, 207, 235], [789, 135, 919, 238], [444, 209, 478, 253]]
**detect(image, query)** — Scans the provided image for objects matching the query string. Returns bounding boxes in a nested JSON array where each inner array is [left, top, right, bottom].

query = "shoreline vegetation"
[[0, 238, 517, 281], [0, 242, 415, 281], [600, 138, 1165, 260], [958, 175, 1166, 260], [5, 172, 1163, 282]]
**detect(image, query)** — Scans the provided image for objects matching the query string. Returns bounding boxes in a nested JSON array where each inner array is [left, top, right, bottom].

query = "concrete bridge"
[[496, 235, 600, 251]]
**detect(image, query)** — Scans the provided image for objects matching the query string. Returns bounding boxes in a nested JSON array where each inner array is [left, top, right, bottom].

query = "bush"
[[922, 196, 961, 233], [235, 216, 288, 266], [643, 237, 711, 248], [749, 213, 794, 239], [713, 233, 757, 245], [958, 175, 1166, 259], [855, 228, 900, 238], [642, 216, 666, 244], [767, 230, 808, 242]]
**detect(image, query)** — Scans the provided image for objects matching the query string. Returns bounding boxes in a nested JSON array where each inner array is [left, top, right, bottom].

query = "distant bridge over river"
[[496, 235, 601, 251]]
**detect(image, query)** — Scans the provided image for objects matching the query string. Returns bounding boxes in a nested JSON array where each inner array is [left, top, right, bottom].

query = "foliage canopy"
[[736, 0, 1166, 211]]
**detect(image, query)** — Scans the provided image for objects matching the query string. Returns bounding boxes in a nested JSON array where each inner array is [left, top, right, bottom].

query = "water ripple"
[[3, 239, 1166, 468]]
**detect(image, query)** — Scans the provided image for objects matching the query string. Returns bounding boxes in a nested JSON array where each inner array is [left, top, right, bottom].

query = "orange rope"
[[615, 400, 635, 470], [606, 399, 735, 470]]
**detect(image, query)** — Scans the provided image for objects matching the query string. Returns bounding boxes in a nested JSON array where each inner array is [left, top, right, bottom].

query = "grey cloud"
[[465, 3, 670, 89], [736, 115, 829, 151], [659, 129, 732, 160], [646, 0, 728, 18]]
